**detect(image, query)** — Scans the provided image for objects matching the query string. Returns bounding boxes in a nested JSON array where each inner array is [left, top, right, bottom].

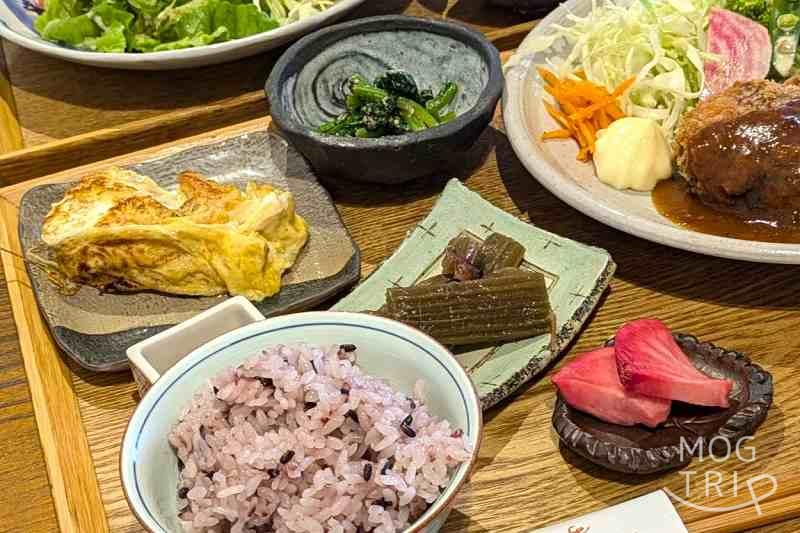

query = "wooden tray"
[[2, 43, 800, 533], [3, 114, 800, 533]]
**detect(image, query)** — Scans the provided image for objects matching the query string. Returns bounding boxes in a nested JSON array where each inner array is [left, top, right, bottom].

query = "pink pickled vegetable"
[[615, 319, 733, 408], [704, 7, 772, 97], [552, 347, 671, 428]]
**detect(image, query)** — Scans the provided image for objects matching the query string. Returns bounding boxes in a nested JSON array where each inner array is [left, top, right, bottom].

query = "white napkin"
[[531, 490, 688, 533]]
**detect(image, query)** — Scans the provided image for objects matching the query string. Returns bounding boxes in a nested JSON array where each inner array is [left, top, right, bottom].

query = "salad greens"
[[318, 71, 459, 138], [524, 0, 716, 139], [724, 0, 771, 26], [34, 0, 336, 52]]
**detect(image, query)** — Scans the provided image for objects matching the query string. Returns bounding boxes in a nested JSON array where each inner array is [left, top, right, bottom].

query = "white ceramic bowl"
[[121, 310, 482, 532], [0, 0, 364, 69], [502, 0, 800, 264]]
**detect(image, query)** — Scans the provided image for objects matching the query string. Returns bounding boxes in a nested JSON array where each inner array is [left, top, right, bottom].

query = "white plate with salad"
[[0, 0, 363, 69], [503, 0, 800, 264]]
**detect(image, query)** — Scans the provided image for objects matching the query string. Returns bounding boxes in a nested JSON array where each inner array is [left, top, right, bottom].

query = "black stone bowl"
[[265, 15, 504, 184], [552, 334, 773, 475]]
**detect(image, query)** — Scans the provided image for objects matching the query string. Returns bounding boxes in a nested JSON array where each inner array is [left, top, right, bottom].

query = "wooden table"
[[0, 2, 799, 532]]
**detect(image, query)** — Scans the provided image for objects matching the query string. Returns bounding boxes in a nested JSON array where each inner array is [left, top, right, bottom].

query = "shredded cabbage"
[[526, 0, 716, 138]]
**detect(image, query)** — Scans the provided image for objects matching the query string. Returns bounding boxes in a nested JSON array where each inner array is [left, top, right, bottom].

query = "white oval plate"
[[502, 0, 800, 264], [0, 0, 364, 69]]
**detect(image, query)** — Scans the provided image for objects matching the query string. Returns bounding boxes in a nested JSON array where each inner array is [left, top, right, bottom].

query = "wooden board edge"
[[0, 23, 534, 187], [0, 201, 110, 533], [0, 116, 271, 200], [0, 91, 268, 185], [485, 20, 537, 51]]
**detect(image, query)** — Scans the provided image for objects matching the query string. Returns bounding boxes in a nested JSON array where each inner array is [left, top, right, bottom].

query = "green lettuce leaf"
[[152, 26, 227, 50], [155, 0, 215, 40], [212, 2, 278, 38], [36, 13, 99, 45], [36, 0, 285, 52], [154, 0, 276, 46], [34, 0, 91, 33], [82, 21, 128, 51], [36, 0, 133, 52]]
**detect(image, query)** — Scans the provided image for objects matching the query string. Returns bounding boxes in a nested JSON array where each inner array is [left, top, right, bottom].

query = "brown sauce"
[[652, 178, 800, 244]]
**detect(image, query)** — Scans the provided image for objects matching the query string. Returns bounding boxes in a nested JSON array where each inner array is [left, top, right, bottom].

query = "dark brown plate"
[[552, 334, 773, 474]]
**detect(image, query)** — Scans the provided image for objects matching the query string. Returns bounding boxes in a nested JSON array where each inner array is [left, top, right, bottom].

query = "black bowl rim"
[[265, 14, 504, 148]]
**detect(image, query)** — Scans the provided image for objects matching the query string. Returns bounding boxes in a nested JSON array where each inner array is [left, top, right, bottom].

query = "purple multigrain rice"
[[279, 450, 295, 464], [169, 343, 470, 533], [400, 425, 416, 438], [380, 457, 395, 475]]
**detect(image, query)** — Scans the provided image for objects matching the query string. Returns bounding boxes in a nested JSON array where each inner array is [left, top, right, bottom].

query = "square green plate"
[[332, 179, 616, 409]]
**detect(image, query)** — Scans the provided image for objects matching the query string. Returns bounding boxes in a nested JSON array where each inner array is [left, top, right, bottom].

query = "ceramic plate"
[[502, 0, 800, 264], [0, 0, 364, 70], [19, 130, 360, 372], [332, 179, 615, 409]]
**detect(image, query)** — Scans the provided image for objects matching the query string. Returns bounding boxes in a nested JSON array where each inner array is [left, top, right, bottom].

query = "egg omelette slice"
[[41, 167, 308, 302]]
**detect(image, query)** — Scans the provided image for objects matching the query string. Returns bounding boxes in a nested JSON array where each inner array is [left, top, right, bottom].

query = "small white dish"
[[126, 296, 265, 396], [121, 308, 482, 533], [502, 0, 800, 264], [0, 0, 364, 69]]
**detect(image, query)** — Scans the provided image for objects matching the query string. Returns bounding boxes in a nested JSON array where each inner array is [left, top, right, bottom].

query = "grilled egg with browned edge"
[[41, 167, 308, 301]]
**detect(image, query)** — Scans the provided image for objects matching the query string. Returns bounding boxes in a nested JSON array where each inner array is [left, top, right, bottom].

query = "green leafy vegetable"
[[725, 0, 770, 26], [317, 71, 459, 138], [34, 0, 333, 52]]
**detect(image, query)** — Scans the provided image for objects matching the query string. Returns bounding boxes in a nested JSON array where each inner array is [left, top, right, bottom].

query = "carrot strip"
[[606, 103, 624, 120], [579, 121, 596, 153], [537, 67, 560, 87], [596, 109, 611, 129], [543, 101, 573, 132], [610, 76, 636, 98], [539, 70, 629, 161], [568, 77, 635, 122], [541, 129, 573, 140]]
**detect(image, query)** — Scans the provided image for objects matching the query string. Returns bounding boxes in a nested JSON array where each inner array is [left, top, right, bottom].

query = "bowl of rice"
[[121, 311, 482, 533]]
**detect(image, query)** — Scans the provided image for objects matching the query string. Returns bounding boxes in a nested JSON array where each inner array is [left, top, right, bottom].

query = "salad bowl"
[[0, 0, 365, 69], [503, 0, 800, 264]]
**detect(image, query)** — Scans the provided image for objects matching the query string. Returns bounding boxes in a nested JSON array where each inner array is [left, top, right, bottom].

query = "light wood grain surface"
[[1, 111, 800, 532], [0, 2, 799, 531], [4, 0, 529, 148]]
